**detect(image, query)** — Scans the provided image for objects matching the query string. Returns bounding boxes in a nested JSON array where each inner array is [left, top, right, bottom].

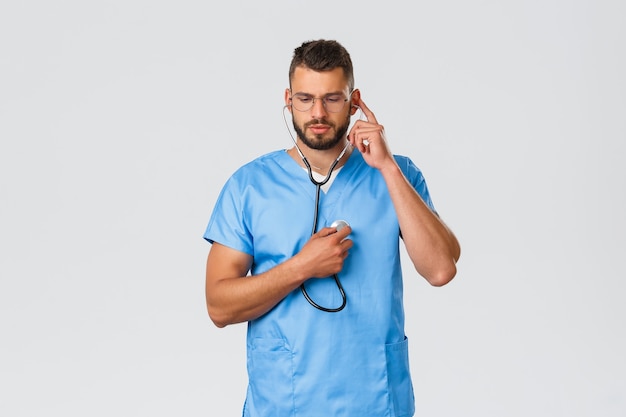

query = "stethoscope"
[[282, 104, 351, 312]]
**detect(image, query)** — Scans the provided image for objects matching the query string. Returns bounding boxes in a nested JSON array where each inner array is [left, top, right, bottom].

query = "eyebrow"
[[292, 91, 345, 97]]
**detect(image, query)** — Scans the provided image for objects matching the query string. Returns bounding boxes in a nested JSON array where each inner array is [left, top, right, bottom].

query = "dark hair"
[[289, 39, 354, 91]]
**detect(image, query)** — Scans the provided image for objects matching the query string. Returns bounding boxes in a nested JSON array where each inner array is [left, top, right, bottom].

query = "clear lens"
[[291, 93, 348, 113]]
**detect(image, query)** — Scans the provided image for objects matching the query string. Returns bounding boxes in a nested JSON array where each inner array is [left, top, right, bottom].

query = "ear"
[[349, 89, 361, 116], [284, 88, 292, 113]]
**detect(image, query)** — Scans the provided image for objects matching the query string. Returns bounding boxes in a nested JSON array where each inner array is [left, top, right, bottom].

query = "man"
[[204, 39, 460, 417]]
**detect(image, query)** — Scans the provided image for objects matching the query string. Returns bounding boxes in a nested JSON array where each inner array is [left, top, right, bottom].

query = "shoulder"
[[236, 150, 285, 171], [226, 150, 286, 182], [392, 154, 425, 179]]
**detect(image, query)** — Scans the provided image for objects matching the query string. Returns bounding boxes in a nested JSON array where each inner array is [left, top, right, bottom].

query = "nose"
[[310, 97, 328, 119]]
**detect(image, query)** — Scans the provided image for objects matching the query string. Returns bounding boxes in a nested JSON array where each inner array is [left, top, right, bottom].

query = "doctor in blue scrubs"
[[204, 39, 461, 417]]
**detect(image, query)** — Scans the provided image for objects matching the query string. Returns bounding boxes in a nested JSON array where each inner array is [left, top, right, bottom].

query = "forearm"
[[380, 161, 460, 286], [206, 256, 308, 328]]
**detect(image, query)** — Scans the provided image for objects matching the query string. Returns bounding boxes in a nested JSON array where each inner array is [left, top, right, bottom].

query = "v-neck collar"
[[277, 148, 363, 203]]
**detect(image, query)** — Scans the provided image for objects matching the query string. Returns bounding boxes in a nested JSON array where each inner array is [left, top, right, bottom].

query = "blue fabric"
[[204, 150, 436, 417]]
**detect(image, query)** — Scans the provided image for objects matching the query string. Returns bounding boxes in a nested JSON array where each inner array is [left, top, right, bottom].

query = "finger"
[[348, 129, 365, 152], [348, 121, 365, 142], [352, 126, 381, 151], [348, 128, 365, 152], [357, 98, 378, 124], [336, 225, 352, 239], [340, 238, 353, 252], [316, 227, 337, 238]]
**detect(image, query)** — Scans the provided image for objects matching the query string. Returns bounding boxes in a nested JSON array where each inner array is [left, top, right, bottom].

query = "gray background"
[[1, 1, 624, 416]]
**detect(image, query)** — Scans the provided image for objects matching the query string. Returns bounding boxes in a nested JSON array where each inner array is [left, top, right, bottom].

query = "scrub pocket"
[[385, 337, 415, 417], [247, 338, 294, 415]]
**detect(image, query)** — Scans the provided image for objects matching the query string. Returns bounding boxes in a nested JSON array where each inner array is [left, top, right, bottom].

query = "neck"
[[290, 140, 352, 175]]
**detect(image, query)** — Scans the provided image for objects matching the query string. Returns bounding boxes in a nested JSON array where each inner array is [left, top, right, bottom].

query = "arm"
[[348, 97, 460, 286], [205, 225, 353, 327], [378, 163, 460, 286]]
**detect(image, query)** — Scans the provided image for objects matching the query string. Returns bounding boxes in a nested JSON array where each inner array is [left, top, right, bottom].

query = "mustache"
[[305, 119, 333, 128]]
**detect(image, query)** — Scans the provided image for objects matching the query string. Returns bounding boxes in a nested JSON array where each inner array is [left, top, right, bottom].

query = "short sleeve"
[[394, 155, 437, 214], [203, 174, 254, 255]]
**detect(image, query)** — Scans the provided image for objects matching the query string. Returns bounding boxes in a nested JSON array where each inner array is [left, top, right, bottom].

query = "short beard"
[[292, 114, 350, 151]]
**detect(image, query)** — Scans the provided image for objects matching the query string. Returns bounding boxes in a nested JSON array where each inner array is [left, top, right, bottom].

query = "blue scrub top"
[[205, 150, 436, 417]]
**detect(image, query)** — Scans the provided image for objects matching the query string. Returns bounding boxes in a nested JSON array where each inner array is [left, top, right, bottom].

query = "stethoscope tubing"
[[282, 105, 348, 312], [299, 155, 347, 312]]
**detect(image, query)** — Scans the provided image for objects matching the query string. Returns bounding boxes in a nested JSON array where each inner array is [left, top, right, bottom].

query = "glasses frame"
[[289, 90, 353, 113]]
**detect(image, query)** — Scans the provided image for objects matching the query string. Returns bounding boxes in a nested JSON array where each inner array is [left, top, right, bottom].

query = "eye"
[[325, 95, 343, 103], [295, 95, 313, 103]]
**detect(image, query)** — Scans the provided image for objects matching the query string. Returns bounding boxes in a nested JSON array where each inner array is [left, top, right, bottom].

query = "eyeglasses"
[[290, 92, 351, 113]]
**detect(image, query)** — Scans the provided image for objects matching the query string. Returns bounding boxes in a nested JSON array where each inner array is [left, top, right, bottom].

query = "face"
[[286, 66, 357, 151]]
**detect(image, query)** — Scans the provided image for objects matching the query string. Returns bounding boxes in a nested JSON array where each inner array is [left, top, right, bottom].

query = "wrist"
[[378, 158, 401, 177], [282, 254, 311, 286]]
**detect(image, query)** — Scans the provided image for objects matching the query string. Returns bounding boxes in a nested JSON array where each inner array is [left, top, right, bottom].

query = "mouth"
[[307, 122, 332, 135], [309, 126, 330, 135]]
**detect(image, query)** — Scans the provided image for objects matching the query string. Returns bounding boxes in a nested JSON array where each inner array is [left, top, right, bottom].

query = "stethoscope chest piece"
[[330, 219, 349, 232]]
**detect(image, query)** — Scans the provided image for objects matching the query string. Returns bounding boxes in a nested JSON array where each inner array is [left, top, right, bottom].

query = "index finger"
[[357, 97, 378, 124], [335, 224, 352, 238]]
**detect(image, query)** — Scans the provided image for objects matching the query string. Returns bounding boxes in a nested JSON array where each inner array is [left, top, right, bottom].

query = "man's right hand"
[[296, 225, 353, 279]]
